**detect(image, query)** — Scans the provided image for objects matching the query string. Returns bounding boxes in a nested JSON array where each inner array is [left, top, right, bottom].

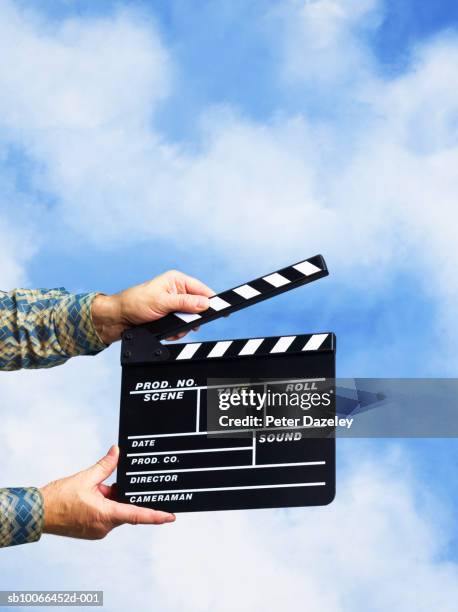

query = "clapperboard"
[[117, 254, 336, 513]]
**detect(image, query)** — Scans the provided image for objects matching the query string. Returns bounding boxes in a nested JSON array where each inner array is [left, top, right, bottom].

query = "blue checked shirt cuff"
[[53, 291, 108, 358], [0, 487, 44, 547]]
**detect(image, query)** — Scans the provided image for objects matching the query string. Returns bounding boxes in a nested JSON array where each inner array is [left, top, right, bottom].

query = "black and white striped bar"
[[133, 254, 328, 342], [166, 332, 334, 361]]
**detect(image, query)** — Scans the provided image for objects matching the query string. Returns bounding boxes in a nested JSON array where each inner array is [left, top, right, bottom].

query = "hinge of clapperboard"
[[120, 254, 329, 365]]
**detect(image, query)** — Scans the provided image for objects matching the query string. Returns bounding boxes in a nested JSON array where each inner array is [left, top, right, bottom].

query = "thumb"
[[163, 293, 210, 313], [86, 444, 119, 485]]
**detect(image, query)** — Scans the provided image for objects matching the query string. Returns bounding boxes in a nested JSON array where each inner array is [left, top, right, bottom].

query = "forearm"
[[0, 288, 108, 371], [0, 487, 44, 547]]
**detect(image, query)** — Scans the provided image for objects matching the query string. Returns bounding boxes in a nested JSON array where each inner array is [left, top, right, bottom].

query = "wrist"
[[91, 293, 125, 345], [39, 482, 80, 538], [39, 483, 61, 536]]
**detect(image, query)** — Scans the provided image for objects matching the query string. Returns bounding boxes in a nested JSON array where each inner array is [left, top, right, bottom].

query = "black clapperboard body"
[[117, 255, 336, 513]]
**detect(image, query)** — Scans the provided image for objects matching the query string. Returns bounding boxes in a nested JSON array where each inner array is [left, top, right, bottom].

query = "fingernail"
[[108, 444, 118, 456], [165, 514, 176, 522]]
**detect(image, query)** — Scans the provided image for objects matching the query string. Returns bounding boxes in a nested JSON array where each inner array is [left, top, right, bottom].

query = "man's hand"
[[91, 270, 215, 344], [39, 445, 175, 540]]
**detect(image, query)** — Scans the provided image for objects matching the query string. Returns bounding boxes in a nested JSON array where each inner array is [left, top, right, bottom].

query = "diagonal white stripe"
[[233, 284, 260, 299], [176, 343, 202, 360], [293, 261, 322, 276], [263, 273, 290, 288], [208, 296, 231, 311], [302, 334, 328, 351], [270, 336, 296, 353], [238, 338, 264, 356], [175, 312, 202, 323], [208, 340, 233, 358]]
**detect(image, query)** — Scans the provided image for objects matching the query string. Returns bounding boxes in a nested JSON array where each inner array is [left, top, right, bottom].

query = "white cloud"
[[0, 149, 39, 287], [271, 0, 382, 88], [0, 350, 118, 486], [0, 3, 170, 133], [0, 214, 34, 287]]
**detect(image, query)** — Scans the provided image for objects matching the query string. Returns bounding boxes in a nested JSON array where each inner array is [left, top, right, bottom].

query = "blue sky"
[[1, 1, 458, 610]]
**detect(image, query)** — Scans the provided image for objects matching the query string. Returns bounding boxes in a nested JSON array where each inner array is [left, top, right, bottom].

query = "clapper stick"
[[121, 254, 328, 364]]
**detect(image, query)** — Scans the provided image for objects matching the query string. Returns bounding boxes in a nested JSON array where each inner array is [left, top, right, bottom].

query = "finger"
[[98, 483, 118, 500], [165, 331, 188, 341], [98, 483, 112, 497], [176, 272, 216, 298], [163, 292, 210, 313], [86, 444, 119, 485], [107, 500, 176, 526]]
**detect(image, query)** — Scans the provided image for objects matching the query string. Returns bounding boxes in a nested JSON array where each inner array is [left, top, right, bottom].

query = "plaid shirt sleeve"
[[0, 488, 44, 547], [0, 288, 109, 547], [0, 288, 108, 370]]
